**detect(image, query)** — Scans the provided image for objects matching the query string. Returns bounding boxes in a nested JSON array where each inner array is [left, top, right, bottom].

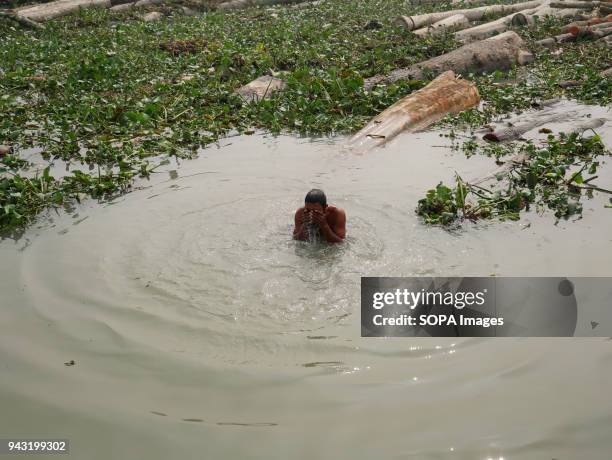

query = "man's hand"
[[310, 210, 329, 229], [294, 206, 345, 243], [303, 209, 313, 225]]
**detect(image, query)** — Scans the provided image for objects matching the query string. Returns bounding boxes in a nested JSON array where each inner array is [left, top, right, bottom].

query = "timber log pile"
[[1, 0, 610, 154], [395, 0, 612, 42], [364, 31, 533, 89], [0, 0, 315, 25], [3, 0, 611, 41]]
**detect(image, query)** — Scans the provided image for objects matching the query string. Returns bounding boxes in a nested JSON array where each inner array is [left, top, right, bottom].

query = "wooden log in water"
[[536, 23, 612, 46], [567, 23, 612, 36], [471, 117, 607, 185], [142, 10, 162, 21], [550, 1, 600, 8], [109, 2, 135, 11], [569, 118, 607, 132], [365, 31, 527, 89], [413, 14, 470, 36], [505, 5, 583, 28], [528, 5, 585, 19], [454, 7, 540, 41], [347, 71, 480, 152], [483, 109, 576, 142], [561, 14, 612, 32], [594, 25, 612, 37], [0, 10, 45, 28], [133, 0, 164, 7], [598, 33, 612, 44], [535, 32, 576, 47], [395, 0, 544, 31], [16, 0, 111, 21], [218, 0, 311, 9], [234, 75, 286, 102]]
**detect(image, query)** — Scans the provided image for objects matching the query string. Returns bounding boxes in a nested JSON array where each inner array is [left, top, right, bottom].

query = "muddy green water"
[[1, 104, 612, 459]]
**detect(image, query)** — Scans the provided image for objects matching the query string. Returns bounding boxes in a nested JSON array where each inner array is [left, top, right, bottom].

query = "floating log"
[[550, 1, 600, 8], [455, 8, 540, 41], [347, 71, 480, 152], [109, 2, 134, 11], [528, 5, 584, 19], [599, 34, 612, 44], [16, 0, 110, 21], [533, 97, 564, 108], [567, 23, 612, 36], [561, 14, 612, 32], [568, 118, 606, 133], [588, 21, 612, 30], [508, 6, 575, 27], [110, 0, 165, 10], [365, 31, 528, 89], [451, 0, 485, 4], [291, 0, 323, 8], [234, 75, 286, 102], [517, 49, 535, 65], [483, 108, 576, 142], [535, 37, 556, 47], [0, 10, 45, 28], [133, 0, 163, 7], [472, 116, 607, 185], [535, 32, 576, 46], [536, 23, 612, 46], [395, 0, 544, 31], [511, 9, 538, 25], [594, 25, 612, 37], [413, 14, 470, 36], [142, 11, 161, 21], [218, 0, 311, 9], [557, 79, 582, 87]]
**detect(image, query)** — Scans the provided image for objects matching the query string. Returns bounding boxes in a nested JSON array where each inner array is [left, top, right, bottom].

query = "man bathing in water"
[[293, 189, 346, 243]]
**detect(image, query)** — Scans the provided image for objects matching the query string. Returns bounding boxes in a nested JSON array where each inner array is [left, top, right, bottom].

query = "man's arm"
[[313, 208, 345, 243], [293, 208, 308, 241], [330, 208, 346, 240]]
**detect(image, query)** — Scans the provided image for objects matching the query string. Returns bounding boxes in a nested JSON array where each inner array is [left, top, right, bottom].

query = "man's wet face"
[[304, 203, 324, 213]]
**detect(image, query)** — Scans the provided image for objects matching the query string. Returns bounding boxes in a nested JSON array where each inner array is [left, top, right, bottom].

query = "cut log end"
[[234, 75, 286, 102], [517, 50, 534, 66], [394, 15, 415, 30], [483, 132, 502, 142]]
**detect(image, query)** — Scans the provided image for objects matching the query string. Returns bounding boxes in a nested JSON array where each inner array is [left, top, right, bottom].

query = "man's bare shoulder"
[[327, 206, 345, 217]]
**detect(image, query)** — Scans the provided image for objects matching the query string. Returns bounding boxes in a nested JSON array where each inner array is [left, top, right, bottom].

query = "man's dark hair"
[[305, 189, 327, 207]]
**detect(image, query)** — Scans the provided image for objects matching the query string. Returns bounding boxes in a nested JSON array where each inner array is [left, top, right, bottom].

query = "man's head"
[[304, 188, 327, 212]]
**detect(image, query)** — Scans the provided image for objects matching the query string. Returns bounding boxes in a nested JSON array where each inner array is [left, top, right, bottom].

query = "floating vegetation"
[[1, 0, 611, 234], [416, 133, 610, 225]]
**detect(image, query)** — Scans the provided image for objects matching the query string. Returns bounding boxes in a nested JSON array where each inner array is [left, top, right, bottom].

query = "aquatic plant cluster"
[[417, 133, 609, 225], [1, 0, 611, 233]]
